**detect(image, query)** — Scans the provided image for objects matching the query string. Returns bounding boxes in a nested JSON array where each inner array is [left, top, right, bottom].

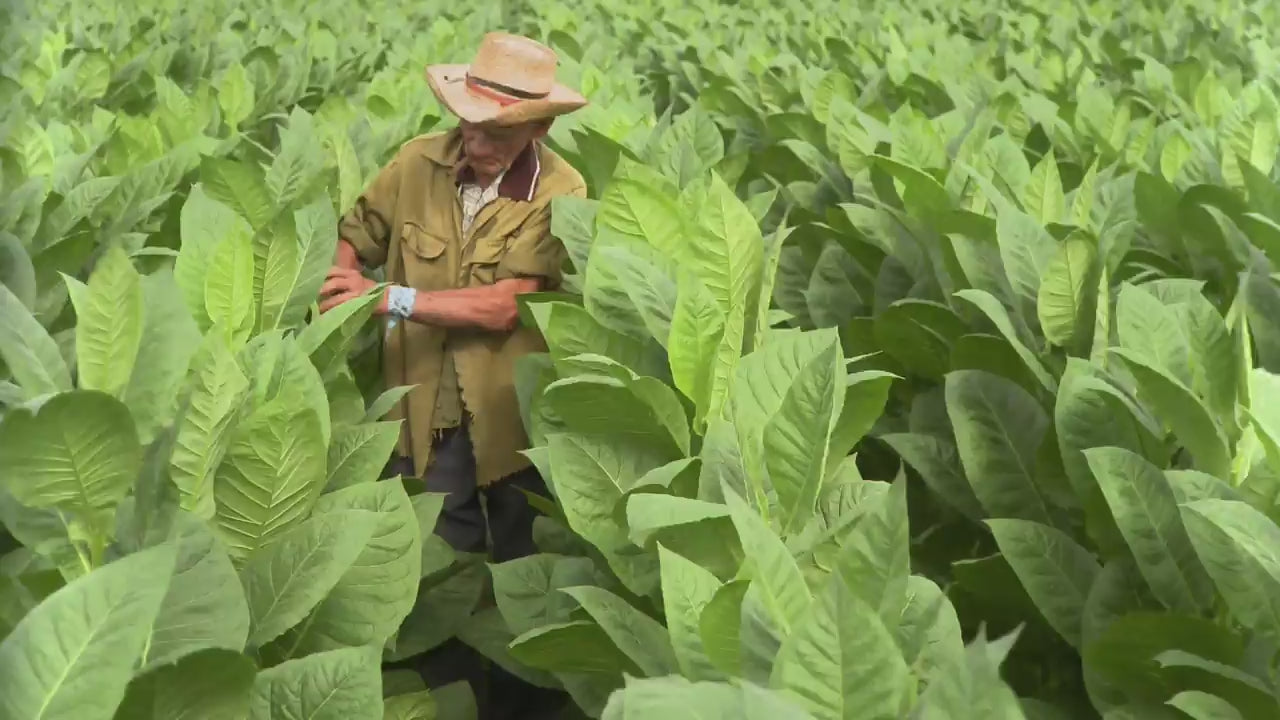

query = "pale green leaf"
[[987, 518, 1100, 648], [0, 390, 140, 513], [0, 544, 176, 720], [1037, 233, 1096, 347], [240, 508, 379, 647], [247, 645, 383, 720]]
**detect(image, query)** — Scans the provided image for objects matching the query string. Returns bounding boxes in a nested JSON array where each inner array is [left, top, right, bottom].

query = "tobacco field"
[[4, 0, 1280, 718]]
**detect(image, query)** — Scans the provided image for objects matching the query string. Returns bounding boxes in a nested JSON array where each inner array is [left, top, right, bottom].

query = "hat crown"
[[468, 33, 558, 96]]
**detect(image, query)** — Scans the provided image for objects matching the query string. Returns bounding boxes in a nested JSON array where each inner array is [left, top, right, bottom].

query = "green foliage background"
[[4, 0, 1280, 719]]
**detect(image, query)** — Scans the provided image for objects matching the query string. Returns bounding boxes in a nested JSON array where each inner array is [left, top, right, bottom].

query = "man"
[[317, 32, 588, 720]]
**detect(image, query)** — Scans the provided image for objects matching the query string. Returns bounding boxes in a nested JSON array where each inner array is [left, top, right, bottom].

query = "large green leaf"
[[543, 372, 690, 457], [0, 283, 71, 399], [203, 220, 257, 345], [953, 289, 1056, 393], [544, 432, 658, 595], [260, 197, 338, 331], [1114, 283, 1193, 386], [0, 390, 140, 514], [945, 370, 1058, 526], [596, 158, 685, 257], [1083, 447, 1213, 613], [832, 477, 909, 622], [264, 107, 327, 210], [212, 398, 328, 561], [762, 332, 843, 532], [699, 579, 750, 678], [1112, 348, 1232, 480], [599, 675, 816, 720], [239, 508, 379, 647], [771, 573, 912, 720], [881, 432, 985, 520], [294, 289, 383, 381], [0, 543, 176, 720], [912, 631, 1027, 719], [174, 185, 254, 331], [561, 585, 679, 676], [995, 206, 1057, 324], [509, 620, 640, 675], [724, 488, 812, 635], [657, 544, 724, 681], [1054, 359, 1163, 532], [116, 648, 257, 720], [550, 194, 596, 275], [488, 552, 596, 638], [247, 645, 383, 720], [1037, 232, 1096, 348], [681, 172, 763, 316], [200, 156, 276, 232], [824, 370, 895, 479], [530, 300, 668, 381], [124, 270, 202, 443], [668, 271, 730, 427], [268, 482, 422, 658], [325, 422, 401, 491], [584, 231, 679, 345], [170, 334, 250, 520], [729, 329, 842, 507], [987, 518, 1101, 649], [895, 575, 966, 682], [140, 515, 250, 671], [1181, 499, 1280, 643], [75, 244, 143, 397]]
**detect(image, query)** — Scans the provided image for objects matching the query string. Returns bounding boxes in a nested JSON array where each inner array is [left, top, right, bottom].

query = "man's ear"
[[531, 118, 554, 139]]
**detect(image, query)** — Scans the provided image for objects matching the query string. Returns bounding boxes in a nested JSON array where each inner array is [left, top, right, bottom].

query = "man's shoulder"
[[392, 129, 461, 167], [533, 142, 586, 199]]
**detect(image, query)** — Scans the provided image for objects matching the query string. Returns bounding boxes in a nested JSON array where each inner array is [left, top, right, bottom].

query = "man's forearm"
[[335, 239, 362, 270], [397, 279, 539, 332]]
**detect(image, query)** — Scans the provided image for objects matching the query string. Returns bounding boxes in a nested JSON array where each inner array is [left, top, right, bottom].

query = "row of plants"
[[0, 105, 1037, 718], [666, 2, 1280, 717]]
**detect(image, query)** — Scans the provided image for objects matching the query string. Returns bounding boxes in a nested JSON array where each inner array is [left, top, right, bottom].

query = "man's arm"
[[322, 184, 584, 330], [334, 238, 362, 271], [334, 156, 404, 270], [319, 268, 538, 331], [402, 278, 540, 331]]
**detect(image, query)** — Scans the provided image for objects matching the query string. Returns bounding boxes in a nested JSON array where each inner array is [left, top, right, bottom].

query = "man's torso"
[[374, 127, 585, 485]]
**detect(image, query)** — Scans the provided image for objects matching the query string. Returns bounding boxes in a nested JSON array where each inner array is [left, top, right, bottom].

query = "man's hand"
[[318, 266, 385, 314]]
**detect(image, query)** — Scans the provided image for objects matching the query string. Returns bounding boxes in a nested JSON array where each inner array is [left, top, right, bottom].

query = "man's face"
[[459, 119, 549, 179]]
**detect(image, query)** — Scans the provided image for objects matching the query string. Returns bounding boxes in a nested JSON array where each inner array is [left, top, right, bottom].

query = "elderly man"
[[318, 32, 587, 720]]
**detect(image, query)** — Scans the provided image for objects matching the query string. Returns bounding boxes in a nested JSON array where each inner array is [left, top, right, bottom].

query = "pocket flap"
[[469, 235, 509, 265], [403, 223, 447, 260]]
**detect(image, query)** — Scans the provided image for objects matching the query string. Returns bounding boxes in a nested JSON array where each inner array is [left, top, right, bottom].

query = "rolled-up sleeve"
[[495, 183, 586, 289], [338, 155, 402, 269]]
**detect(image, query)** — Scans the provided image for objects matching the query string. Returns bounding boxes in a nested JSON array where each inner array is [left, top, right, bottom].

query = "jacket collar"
[[423, 127, 542, 202]]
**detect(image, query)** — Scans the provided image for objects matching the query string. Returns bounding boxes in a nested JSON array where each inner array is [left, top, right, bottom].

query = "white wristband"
[[387, 285, 417, 320]]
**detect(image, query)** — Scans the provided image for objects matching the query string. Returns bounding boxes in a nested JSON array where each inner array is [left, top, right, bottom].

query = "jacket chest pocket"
[[401, 222, 454, 290], [465, 233, 511, 286]]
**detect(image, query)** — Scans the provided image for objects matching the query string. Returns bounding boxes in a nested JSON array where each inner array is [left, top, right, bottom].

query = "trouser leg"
[[386, 428, 490, 716], [423, 427, 488, 554], [483, 465, 570, 719]]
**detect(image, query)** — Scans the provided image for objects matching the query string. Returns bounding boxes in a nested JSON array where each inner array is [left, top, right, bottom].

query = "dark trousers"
[[384, 424, 568, 720]]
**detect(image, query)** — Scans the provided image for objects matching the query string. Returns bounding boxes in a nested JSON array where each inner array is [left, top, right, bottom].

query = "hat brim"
[[425, 63, 588, 126]]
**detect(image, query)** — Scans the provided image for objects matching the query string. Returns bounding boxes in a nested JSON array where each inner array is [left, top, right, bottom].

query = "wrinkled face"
[[459, 119, 550, 180]]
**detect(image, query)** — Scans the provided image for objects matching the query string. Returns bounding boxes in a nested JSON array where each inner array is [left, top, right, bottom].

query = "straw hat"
[[425, 33, 588, 126]]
